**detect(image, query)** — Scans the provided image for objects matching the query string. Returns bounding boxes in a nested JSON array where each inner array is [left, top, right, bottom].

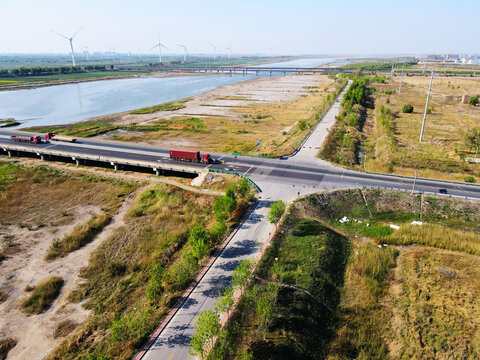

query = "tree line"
[[0, 65, 107, 77]]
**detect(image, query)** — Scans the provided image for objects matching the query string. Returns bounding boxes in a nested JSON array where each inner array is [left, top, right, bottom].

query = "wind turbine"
[[176, 44, 188, 62], [52, 27, 84, 67], [226, 44, 232, 59], [151, 41, 168, 63], [210, 43, 217, 61]]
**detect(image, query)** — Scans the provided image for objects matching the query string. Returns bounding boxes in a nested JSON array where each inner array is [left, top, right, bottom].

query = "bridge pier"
[[73, 157, 81, 166], [111, 162, 118, 171], [39, 154, 45, 161], [153, 167, 162, 176], [269, 70, 272, 76], [7, 150, 12, 157]]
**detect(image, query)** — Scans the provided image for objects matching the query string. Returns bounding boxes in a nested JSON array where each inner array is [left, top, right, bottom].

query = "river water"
[[0, 57, 338, 129]]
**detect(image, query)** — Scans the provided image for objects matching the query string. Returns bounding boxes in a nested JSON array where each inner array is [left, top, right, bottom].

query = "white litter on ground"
[[390, 224, 400, 230], [339, 216, 350, 223], [411, 221, 423, 226], [383, 244, 388, 247], [377, 245, 382, 248]]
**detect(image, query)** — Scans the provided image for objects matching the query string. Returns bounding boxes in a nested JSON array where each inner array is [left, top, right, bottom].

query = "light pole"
[[419, 70, 434, 142], [398, 62, 405, 95]]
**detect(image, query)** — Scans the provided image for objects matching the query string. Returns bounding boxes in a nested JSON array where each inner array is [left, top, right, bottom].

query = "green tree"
[[189, 225, 209, 260], [232, 259, 253, 288], [469, 95, 479, 106], [464, 128, 480, 158], [215, 287, 234, 314], [189, 309, 220, 356], [256, 283, 278, 338], [146, 263, 164, 301], [402, 104, 414, 113], [213, 195, 237, 222], [236, 179, 250, 198], [209, 221, 227, 244], [267, 200, 286, 226]]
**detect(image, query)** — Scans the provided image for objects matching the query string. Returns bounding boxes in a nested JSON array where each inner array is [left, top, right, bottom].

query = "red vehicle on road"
[[10, 135, 42, 144], [169, 149, 212, 164]]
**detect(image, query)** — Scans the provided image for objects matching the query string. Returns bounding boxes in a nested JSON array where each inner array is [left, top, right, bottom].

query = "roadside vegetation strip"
[[45, 212, 111, 260], [188, 200, 286, 359], [21, 276, 64, 315], [133, 199, 258, 360], [320, 76, 373, 165], [48, 180, 255, 360]]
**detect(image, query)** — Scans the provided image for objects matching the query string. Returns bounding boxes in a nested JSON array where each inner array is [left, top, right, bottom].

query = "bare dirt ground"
[[0, 188, 141, 360], [106, 74, 327, 126]]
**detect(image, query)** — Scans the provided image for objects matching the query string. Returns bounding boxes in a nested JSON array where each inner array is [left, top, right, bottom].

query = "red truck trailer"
[[10, 135, 42, 144], [169, 149, 212, 164]]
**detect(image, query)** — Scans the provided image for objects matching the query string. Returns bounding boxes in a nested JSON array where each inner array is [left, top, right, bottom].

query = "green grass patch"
[[21, 276, 64, 314], [0, 119, 20, 127], [130, 102, 186, 114], [45, 212, 111, 260], [224, 218, 351, 360]]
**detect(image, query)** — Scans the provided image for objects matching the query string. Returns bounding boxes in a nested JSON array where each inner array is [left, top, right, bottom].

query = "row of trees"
[[321, 77, 371, 165], [0, 64, 108, 77], [189, 200, 286, 359], [145, 179, 252, 302]]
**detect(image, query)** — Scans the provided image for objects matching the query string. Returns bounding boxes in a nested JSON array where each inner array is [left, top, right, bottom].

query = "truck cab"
[[202, 153, 212, 164], [45, 133, 54, 140]]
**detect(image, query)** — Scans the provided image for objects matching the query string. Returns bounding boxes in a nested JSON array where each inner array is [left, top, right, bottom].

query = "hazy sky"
[[1, 0, 478, 55]]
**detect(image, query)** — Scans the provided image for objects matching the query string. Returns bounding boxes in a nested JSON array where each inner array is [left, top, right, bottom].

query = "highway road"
[[1, 82, 480, 360]]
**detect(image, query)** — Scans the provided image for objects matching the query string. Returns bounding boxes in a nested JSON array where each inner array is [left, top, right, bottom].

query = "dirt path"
[[0, 187, 143, 360]]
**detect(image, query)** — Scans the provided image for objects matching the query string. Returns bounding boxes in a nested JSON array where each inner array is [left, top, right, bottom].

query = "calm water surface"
[[0, 58, 338, 128]]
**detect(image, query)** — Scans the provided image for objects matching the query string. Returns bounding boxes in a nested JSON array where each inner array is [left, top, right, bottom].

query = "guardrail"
[[209, 168, 261, 192]]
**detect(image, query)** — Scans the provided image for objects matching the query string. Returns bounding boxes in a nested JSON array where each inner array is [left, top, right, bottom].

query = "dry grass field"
[[0, 161, 138, 360], [361, 76, 480, 181], [296, 189, 480, 360]]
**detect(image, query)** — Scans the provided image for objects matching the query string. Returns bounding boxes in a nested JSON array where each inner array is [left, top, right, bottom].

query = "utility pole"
[[412, 169, 418, 193], [390, 57, 395, 79], [419, 70, 434, 142], [398, 62, 405, 95]]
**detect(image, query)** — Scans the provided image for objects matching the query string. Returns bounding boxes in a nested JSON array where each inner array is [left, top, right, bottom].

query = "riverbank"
[[29, 73, 346, 155]]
